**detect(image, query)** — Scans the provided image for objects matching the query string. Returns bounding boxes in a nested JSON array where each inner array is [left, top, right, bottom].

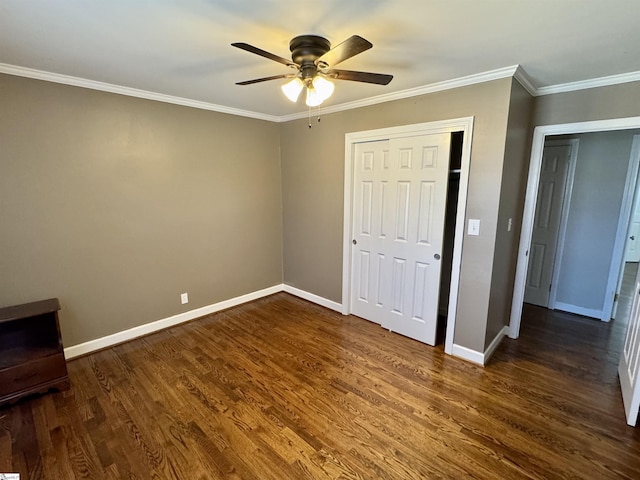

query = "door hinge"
[[615, 293, 619, 302], [548, 283, 552, 292]]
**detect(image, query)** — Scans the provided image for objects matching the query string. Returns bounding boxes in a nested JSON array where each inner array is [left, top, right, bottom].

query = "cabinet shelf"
[[0, 298, 70, 406]]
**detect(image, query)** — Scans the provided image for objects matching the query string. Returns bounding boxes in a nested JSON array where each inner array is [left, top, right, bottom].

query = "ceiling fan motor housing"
[[290, 35, 331, 80]]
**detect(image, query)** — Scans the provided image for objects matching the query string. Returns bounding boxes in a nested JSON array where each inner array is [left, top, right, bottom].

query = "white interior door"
[[351, 133, 451, 346], [618, 265, 640, 425], [524, 142, 572, 307], [625, 188, 640, 262]]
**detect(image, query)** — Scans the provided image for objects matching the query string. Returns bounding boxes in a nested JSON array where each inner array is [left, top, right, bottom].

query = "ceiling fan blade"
[[231, 42, 296, 67], [316, 35, 372, 67], [327, 69, 393, 85], [236, 74, 294, 85]]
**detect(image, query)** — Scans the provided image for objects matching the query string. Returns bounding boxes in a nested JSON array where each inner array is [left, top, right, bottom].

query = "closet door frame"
[[342, 117, 474, 355]]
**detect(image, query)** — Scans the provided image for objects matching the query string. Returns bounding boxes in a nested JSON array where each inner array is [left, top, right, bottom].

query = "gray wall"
[[486, 80, 534, 348], [554, 130, 639, 313], [0, 74, 284, 346], [0, 71, 551, 356], [533, 82, 640, 126], [280, 78, 514, 353]]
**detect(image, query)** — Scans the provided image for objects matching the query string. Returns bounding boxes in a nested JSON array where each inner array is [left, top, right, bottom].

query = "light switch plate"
[[468, 219, 480, 236]]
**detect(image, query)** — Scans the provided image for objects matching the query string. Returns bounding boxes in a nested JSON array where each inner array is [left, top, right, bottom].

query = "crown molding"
[[0, 63, 280, 122], [536, 70, 640, 96], [5, 60, 640, 120], [278, 65, 521, 122], [513, 65, 537, 97]]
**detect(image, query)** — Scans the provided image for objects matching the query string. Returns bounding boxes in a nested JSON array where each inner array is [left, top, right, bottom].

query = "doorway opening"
[[511, 117, 640, 339], [613, 172, 640, 320], [523, 131, 640, 324]]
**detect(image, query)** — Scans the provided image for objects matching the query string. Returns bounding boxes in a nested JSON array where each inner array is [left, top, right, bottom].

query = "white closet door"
[[351, 133, 451, 345]]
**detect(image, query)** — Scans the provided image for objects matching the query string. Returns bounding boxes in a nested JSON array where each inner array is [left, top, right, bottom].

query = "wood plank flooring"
[[1, 292, 640, 479]]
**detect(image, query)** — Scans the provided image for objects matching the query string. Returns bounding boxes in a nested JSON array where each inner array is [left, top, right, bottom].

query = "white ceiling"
[[2, 0, 640, 119]]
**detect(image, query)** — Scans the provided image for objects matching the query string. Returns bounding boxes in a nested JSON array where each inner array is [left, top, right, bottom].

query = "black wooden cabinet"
[[0, 298, 70, 406]]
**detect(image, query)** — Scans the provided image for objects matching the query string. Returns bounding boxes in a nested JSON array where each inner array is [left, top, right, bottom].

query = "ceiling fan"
[[231, 34, 393, 107]]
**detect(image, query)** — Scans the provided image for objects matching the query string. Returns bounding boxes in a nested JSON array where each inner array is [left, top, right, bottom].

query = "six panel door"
[[351, 133, 451, 346], [524, 143, 572, 307]]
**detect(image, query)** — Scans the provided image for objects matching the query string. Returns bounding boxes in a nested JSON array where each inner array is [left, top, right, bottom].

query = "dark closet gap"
[[437, 130, 464, 344]]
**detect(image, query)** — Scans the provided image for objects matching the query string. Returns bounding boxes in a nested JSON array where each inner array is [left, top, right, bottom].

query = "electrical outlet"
[[180, 292, 189, 304]]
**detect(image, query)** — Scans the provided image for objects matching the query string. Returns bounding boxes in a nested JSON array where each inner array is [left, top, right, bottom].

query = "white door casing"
[[524, 141, 572, 307], [342, 117, 474, 356], [351, 133, 451, 345]]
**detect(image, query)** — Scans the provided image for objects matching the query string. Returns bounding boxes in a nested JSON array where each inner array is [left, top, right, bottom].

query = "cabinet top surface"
[[0, 298, 60, 323]]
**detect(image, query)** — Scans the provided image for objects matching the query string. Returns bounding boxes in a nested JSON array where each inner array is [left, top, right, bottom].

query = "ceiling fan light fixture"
[[312, 76, 334, 102], [305, 86, 324, 107], [281, 77, 304, 102]]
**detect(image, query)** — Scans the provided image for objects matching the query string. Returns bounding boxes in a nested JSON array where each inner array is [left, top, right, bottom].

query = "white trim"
[[282, 285, 342, 312], [4, 60, 640, 120], [0, 63, 280, 122], [484, 326, 510, 365], [451, 326, 508, 366], [553, 302, 604, 320], [511, 141, 545, 331], [0, 61, 516, 124], [602, 135, 640, 321], [451, 344, 484, 365], [536, 71, 640, 96], [63, 283, 346, 360], [341, 117, 474, 356], [446, 122, 474, 355], [513, 66, 538, 97], [510, 117, 640, 339], [281, 66, 518, 122], [64, 284, 283, 359], [547, 138, 580, 309]]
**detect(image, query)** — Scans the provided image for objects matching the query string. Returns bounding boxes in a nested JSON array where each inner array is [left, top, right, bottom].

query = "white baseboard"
[[68, 282, 496, 362], [64, 284, 284, 359], [484, 326, 509, 364], [452, 325, 509, 366], [282, 285, 343, 312], [553, 301, 603, 320], [452, 344, 484, 365], [64, 283, 344, 359]]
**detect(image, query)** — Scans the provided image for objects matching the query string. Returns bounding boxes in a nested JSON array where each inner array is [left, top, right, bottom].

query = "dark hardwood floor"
[[1, 292, 640, 479]]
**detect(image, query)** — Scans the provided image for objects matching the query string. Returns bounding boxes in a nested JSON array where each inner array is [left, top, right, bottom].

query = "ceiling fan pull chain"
[[308, 104, 312, 129]]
